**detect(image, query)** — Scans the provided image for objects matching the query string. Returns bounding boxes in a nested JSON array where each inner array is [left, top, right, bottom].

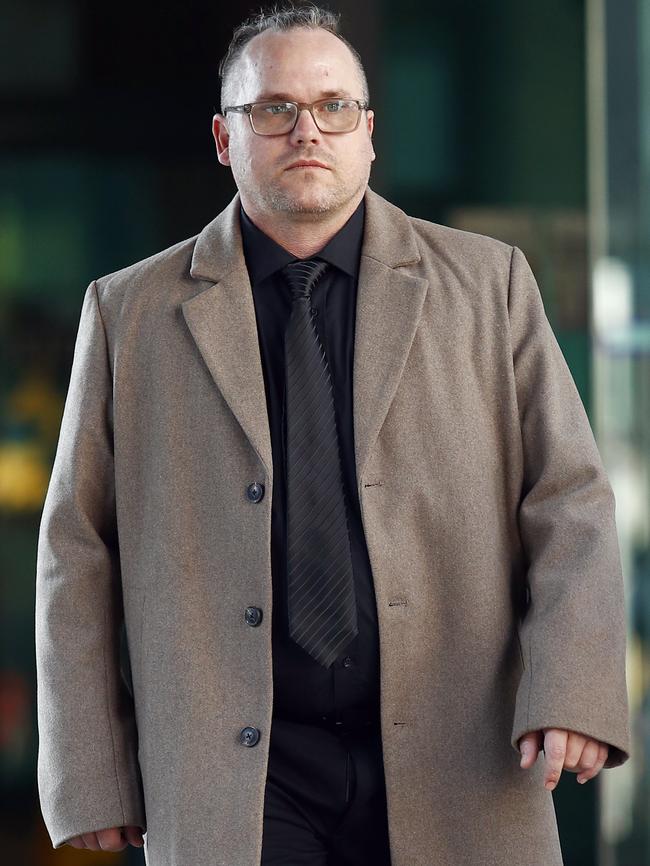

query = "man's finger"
[[124, 825, 145, 848], [577, 742, 609, 784], [81, 833, 101, 851], [96, 827, 128, 852], [67, 836, 87, 849], [543, 728, 568, 791], [563, 731, 587, 770], [575, 738, 600, 773], [519, 731, 543, 769]]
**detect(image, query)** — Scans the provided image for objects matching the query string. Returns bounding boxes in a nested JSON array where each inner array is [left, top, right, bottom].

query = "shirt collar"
[[239, 197, 365, 286]]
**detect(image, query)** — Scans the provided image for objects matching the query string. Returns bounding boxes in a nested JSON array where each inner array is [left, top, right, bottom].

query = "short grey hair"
[[218, 2, 370, 110]]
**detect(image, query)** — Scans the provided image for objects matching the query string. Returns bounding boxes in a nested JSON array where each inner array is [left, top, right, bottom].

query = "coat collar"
[[182, 185, 429, 485], [189, 185, 421, 282]]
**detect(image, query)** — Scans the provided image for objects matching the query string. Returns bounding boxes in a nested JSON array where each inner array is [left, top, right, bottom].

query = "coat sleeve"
[[507, 245, 631, 768], [35, 280, 146, 847]]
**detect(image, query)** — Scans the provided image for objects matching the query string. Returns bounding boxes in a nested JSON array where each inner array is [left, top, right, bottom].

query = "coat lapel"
[[352, 189, 428, 481], [182, 194, 274, 475], [181, 186, 429, 486]]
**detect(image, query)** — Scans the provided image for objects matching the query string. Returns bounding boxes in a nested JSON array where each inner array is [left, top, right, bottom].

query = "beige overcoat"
[[35, 186, 630, 866]]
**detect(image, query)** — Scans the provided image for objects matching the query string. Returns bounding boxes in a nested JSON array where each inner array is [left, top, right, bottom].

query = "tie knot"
[[282, 258, 329, 300]]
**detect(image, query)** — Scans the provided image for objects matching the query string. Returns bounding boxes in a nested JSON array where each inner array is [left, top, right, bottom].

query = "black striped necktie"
[[281, 257, 358, 669]]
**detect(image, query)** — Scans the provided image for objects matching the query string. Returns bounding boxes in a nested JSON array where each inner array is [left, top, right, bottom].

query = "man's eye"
[[324, 101, 344, 112], [265, 104, 291, 115]]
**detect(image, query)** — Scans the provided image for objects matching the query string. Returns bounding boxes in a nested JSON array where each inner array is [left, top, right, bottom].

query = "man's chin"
[[271, 198, 332, 215], [267, 187, 344, 215]]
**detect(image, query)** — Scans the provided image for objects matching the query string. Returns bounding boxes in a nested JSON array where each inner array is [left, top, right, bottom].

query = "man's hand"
[[519, 728, 609, 790], [66, 825, 145, 851]]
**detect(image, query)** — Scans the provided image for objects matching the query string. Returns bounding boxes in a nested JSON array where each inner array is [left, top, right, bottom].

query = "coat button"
[[343, 656, 353, 668], [245, 606, 263, 626], [246, 482, 265, 502], [239, 726, 260, 747]]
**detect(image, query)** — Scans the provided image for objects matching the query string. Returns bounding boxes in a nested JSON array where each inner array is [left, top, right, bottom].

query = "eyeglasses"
[[221, 97, 370, 136]]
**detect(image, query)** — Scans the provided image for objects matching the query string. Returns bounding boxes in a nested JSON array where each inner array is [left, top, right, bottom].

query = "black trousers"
[[261, 716, 392, 866]]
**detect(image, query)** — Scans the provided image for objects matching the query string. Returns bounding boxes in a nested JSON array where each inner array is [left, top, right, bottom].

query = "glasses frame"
[[220, 97, 370, 136]]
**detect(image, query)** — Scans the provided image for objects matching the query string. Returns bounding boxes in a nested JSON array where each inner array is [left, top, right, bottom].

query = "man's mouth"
[[286, 160, 331, 170]]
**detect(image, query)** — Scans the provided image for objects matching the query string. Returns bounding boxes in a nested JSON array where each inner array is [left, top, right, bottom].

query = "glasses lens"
[[313, 99, 361, 132], [250, 102, 297, 134]]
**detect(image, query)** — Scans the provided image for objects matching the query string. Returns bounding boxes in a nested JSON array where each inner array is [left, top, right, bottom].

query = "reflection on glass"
[[589, 0, 650, 863]]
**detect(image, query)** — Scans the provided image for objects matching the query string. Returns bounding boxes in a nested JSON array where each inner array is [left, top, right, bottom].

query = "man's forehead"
[[238, 28, 360, 89]]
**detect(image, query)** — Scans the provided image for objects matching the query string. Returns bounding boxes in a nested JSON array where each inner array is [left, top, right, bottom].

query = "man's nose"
[[288, 107, 323, 144]]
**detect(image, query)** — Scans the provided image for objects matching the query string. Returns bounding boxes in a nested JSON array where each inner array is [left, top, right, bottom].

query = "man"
[[35, 5, 630, 866]]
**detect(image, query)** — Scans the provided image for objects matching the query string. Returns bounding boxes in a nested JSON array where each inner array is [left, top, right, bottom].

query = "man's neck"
[[239, 193, 365, 259]]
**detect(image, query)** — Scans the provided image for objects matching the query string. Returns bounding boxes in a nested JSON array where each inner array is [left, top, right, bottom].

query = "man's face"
[[212, 27, 375, 219]]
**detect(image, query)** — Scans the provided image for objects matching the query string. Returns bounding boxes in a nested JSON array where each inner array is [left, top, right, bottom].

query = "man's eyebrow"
[[254, 90, 353, 101]]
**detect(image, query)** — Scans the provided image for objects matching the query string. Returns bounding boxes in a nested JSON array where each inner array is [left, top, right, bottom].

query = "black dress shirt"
[[239, 199, 381, 729]]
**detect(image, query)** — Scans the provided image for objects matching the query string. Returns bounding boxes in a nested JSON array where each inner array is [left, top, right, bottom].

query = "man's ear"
[[212, 114, 231, 166], [367, 109, 376, 162]]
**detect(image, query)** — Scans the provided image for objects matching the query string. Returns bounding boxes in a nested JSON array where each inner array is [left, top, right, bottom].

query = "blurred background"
[[1, 0, 648, 863]]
